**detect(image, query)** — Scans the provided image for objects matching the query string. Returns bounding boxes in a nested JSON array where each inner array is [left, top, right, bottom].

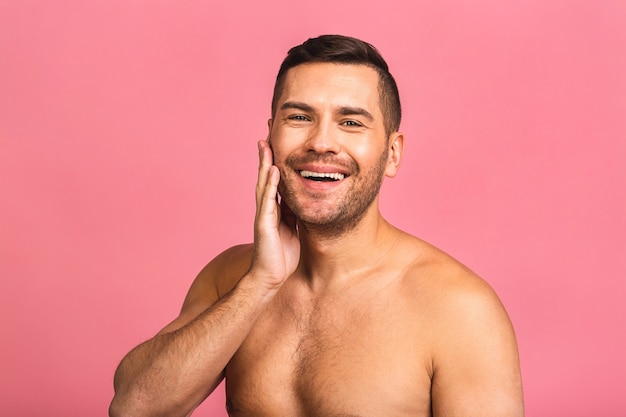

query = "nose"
[[305, 121, 341, 154]]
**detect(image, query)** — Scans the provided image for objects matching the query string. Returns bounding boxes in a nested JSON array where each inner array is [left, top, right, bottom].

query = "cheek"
[[268, 145, 286, 167], [269, 132, 301, 164], [268, 145, 293, 176], [350, 141, 386, 166], [268, 135, 285, 163], [350, 142, 371, 158]]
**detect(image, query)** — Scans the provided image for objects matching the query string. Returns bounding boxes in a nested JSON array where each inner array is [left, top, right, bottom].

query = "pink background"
[[1, 1, 624, 416]]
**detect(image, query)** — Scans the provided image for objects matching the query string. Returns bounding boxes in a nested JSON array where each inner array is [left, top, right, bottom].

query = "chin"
[[293, 207, 339, 225], [294, 205, 368, 237]]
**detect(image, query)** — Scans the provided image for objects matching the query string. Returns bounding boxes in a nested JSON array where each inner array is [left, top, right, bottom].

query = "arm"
[[431, 277, 524, 417], [109, 140, 300, 417]]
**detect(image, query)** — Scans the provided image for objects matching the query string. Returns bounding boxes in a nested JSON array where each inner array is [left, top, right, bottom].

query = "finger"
[[255, 140, 272, 209], [258, 165, 280, 222], [263, 166, 280, 206]]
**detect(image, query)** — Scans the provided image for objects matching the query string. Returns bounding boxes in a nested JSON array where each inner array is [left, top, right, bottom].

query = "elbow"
[[108, 395, 133, 417], [108, 400, 121, 417], [109, 393, 190, 417], [108, 397, 123, 417], [109, 394, 150, 417]]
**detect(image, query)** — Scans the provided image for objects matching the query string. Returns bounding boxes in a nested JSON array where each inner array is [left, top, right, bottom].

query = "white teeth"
[[300, 170, 345, 181]]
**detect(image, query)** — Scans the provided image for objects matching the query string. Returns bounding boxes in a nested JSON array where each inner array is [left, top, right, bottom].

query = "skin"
[[110, 63, 524, 417]]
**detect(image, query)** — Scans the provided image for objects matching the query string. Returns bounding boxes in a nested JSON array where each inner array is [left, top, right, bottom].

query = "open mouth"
[[299, 170, 346, 182]]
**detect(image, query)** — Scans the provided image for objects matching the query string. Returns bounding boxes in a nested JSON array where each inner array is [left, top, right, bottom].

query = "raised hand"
[[249, 140, 300, 292]]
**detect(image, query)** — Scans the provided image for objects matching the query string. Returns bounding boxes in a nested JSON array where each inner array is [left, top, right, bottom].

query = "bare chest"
[[224, 290, 433, 417]]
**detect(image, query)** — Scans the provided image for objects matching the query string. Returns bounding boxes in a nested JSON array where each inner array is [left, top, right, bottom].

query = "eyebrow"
[[280, 101, 315, 113], [280, 101, 374, 122], [337, 106, 374, 122]]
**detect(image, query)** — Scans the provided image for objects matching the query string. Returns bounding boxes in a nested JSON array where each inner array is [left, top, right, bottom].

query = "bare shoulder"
[[189, 243, 255, 301], [396, 232, 509, 323], [396, 232, 524, 416], [158, 244, 254, 335], [415, 247, 518, 364]]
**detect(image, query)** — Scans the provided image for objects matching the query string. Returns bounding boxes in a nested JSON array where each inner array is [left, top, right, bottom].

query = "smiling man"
[[110, 35, 524, 417]]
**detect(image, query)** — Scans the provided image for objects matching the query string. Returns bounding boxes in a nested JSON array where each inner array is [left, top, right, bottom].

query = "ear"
[[266, 118, 273, 142], [384, 132, 404, 178]]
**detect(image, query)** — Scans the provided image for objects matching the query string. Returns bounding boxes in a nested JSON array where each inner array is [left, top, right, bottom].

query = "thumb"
[[280, 199, 298, 233]]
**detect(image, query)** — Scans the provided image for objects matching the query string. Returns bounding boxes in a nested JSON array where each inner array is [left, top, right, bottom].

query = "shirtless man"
[[110, 35, 524, 417]]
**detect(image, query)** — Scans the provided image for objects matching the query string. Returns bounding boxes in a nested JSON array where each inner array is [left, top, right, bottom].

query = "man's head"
[[266, 36, 405, 237], [271, 34, 401, 137]]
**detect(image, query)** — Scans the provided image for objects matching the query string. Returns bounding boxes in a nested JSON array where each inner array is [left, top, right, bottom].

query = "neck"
[[295, 205, 396, 292]]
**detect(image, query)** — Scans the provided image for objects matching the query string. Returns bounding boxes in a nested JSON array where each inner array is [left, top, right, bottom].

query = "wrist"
[[236, 270, 282, 303]]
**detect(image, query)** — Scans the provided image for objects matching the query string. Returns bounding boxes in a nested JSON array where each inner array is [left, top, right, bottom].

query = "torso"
[[220, 235, 452, 417]]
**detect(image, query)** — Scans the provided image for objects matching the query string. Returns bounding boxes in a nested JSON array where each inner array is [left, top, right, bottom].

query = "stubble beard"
[[277, 148, 389, 240]]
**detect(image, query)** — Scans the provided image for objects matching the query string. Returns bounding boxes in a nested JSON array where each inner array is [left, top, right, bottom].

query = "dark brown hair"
[[271, 34, 401, 136]]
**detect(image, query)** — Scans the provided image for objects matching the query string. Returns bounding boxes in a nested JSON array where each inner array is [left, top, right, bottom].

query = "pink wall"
[[1, 1, 624, 416]]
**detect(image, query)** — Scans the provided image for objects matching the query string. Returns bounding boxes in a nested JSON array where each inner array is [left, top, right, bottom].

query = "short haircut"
[[271, 34, 401, 136]]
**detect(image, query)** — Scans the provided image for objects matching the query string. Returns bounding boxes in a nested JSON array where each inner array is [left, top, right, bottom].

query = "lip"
[[296, 174, 345, 191], [294, 163, 351, 176], [291, 165, 349, 191]]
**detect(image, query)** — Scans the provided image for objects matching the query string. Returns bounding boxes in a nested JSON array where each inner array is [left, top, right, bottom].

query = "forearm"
[[110, 274, 276, 417]]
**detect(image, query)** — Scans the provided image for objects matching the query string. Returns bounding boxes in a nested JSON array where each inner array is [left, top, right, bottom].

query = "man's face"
[[268, 62, 398, 236]]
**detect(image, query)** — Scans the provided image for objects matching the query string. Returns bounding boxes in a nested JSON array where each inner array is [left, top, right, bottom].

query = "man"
[[110, 35, 524, 417]]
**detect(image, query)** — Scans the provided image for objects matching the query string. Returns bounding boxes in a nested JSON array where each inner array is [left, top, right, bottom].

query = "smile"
[[299, 170, 345, 182]]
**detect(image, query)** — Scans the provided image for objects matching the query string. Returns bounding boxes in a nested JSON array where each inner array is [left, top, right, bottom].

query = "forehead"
[[277, 63, 382, 116]]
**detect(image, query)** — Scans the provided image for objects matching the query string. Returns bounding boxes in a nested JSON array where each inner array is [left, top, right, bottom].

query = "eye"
[[342, 120, 363, 127], [288, 114, 310, 121]]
